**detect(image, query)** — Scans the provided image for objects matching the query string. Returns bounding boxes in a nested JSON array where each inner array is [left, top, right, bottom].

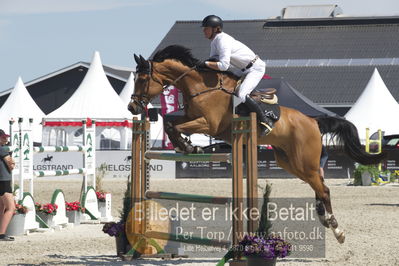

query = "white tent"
[[345, 68, 399, 141], [44, 51, 133, 149], [119, 72, 134, 106], [47, 51, 131, 119], [0, 77, 45, 142]]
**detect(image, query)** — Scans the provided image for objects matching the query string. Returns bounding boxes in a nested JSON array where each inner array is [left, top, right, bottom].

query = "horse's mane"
[[151, 44, 240, 79], [152, 45, 200, 67]]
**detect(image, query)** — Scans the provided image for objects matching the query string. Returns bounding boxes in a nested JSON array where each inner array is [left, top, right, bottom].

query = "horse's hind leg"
[[307, 174, 345, 244], [274, 148, 345, 243], [314, 173, 329, 228]]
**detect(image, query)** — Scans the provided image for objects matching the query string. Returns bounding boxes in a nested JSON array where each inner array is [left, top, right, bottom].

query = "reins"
[[189, 74, 235, 98]]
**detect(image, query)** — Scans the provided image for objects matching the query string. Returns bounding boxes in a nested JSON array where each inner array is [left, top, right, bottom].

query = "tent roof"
[[47, 51, 132, 120], [0, 77, 45, 141], [260, 78, 339, 117], [119, 72, 134, 106], [345, 68, 399, 138]]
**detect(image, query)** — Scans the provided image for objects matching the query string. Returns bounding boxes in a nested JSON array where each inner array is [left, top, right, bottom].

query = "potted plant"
[[65, 201, 85, 225], [102, 176, 131, 257], [96, 190, 111, 218], [236, 234, 291, 266], [239, 183, 291, 265], [102, 221, 128, 257], [96, 191, 107, 202], [6, 203, 28, 236], [218, 183, 291, 266], [35, 202, 58, 227], [353, 164, 389, 186]]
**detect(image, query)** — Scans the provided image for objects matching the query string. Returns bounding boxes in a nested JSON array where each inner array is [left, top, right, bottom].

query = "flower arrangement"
[[96, 191, 107, 202], [102, 221, 125, 237], [14, 203, 28, 215], [237, 234, 292, 260], [219, 183, 291, 266], [353, 164, 393, 185], [35, 202, 58, 215], [65, 201, 85, 213]]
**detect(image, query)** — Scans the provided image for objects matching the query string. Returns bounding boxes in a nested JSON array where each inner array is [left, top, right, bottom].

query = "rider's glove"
[[197, 61, 208, 69]]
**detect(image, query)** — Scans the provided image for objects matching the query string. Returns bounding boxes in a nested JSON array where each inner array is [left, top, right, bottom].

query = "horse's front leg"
[[164, 117, 209, 154]]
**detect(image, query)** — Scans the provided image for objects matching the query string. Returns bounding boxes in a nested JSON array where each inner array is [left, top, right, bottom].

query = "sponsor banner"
[[34, 152, 83, 178], [384, 150, 399, 171], [176, 148, 356, 178], [33, 150, 175, 179], [160, 86, 179, 149], [96, 150, 131, 178], [148, 159, 175, 179]]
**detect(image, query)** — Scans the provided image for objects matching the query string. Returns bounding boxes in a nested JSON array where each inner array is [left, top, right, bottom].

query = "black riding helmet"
[[201, 15, 223, 29]]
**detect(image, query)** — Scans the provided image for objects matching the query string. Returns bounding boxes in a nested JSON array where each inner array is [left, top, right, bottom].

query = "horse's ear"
[[134, 54, 141, 65], [140, 55, 150, 69], [139, 55, 146, 64]]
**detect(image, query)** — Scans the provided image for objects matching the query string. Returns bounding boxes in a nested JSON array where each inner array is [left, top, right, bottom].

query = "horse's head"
[[128, 54, 165, 115], [128, 45, 204, 115]]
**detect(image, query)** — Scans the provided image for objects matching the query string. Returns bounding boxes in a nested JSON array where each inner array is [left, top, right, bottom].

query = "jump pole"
[[127, 113, 258, 257]]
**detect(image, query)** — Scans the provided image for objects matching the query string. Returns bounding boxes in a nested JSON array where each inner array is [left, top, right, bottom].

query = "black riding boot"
[[245, 95, 274, 136]]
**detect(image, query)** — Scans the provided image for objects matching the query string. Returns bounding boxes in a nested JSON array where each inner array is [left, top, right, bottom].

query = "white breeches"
[[236, 59, 266, 103]]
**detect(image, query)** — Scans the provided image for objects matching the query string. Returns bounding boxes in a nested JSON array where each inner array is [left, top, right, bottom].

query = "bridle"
[[130, 61, 195, 110]]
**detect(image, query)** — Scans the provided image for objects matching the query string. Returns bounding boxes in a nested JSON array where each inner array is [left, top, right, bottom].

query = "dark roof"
[[265, 65, 399, 105], [150, 16, 399, 106], [262, 17, 399, 59], [153, 16, 399, 60]]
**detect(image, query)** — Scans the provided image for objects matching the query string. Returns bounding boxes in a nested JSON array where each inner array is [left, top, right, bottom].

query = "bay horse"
[[128, 45, 385, 244]]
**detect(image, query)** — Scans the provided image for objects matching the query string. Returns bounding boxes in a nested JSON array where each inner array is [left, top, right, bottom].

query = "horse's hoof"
[[332, 228, 345, 244], [193, 146, 204, 154], [337, 232, 345, 244], [184, 145, 194, 154], [174, 147, 183, 153]]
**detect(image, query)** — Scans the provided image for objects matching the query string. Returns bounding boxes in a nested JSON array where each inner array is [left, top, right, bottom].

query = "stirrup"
[[260, 122, 272, 136]]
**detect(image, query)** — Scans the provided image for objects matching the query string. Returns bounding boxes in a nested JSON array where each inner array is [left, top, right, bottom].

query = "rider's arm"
[[207, 33, 232, 71]]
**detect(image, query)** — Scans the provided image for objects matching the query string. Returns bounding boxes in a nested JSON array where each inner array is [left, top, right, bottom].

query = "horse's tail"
[[315, 116, 386, 165]]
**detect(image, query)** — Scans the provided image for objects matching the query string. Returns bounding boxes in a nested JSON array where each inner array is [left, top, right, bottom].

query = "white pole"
[[29, 118, 34, 196], [18, 118, 23, 201], [82, 120, 88, 194], [9, 119, 14, 196]]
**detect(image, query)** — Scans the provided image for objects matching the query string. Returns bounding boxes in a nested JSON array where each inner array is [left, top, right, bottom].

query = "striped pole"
[[34, 168, 86, 177], [34, 146, 85, 153], [145, 191, 229, 205], [145, 151, 231, 162]]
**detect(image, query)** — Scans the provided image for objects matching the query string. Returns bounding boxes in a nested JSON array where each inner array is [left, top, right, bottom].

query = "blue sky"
[[0, 0, 398, 92]]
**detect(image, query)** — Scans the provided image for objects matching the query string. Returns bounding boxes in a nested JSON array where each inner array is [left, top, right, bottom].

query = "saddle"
[[235, 78, 278, 105], [235, 82, 280, 121], [250, 88, 278, 105]]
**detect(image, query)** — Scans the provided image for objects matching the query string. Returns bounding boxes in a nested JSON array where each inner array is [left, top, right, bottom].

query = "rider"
[[200, 15, 274, 136]]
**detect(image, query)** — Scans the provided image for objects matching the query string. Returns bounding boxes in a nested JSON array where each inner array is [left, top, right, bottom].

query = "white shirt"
[[210, 32, 257, 72]]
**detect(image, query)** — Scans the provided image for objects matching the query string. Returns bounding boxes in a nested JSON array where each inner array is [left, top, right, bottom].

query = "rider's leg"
[[237, 60, 273, 136], [244, 96, 274, 136]]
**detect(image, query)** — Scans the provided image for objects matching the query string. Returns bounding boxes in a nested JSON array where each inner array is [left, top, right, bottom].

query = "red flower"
[[65, 201, 85, 212], [35, 203, 58, 215], [96, 191, 107, 202], [14, 203, 28, 215]]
